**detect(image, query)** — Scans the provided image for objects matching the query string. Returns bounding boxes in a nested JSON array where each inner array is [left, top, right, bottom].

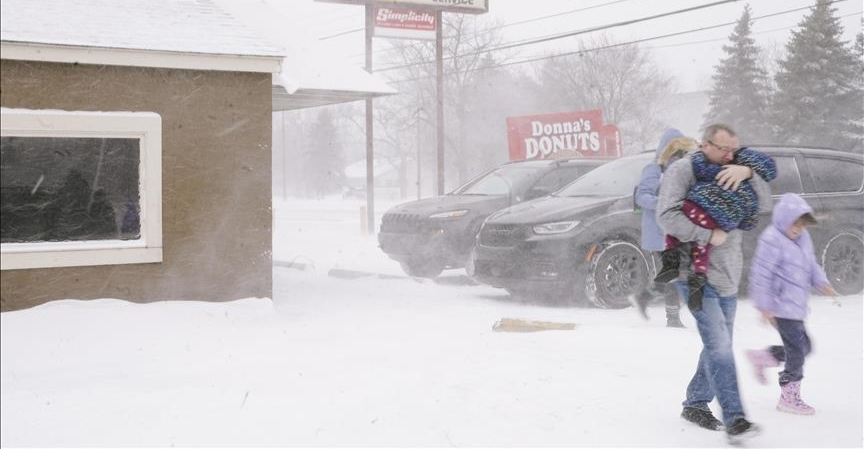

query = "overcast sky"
[[267, 0, 862, 93]]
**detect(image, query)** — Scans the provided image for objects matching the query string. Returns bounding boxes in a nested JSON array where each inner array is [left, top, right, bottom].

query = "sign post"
[[435, 9, 444, 195], [316, 0, 489, 227], [364, 5, 375, 233]]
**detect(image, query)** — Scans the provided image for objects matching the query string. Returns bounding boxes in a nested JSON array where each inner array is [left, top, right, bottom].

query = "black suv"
[[378, 158, 609, 277], [472, 146, 864, 307]]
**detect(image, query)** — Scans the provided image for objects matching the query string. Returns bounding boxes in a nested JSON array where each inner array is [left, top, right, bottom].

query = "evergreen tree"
[[702, 5, 772, 143], [770, 0, 862, 152], [856, 19, 864, 58], [850, 22, 864, 152]]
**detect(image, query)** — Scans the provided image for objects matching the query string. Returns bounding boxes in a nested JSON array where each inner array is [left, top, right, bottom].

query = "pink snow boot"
[[777, 381, 815, 415], [745, 349, 780, 385]]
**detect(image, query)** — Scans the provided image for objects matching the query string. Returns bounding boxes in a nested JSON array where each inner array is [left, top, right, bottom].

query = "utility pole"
[[435, 10, 444, 195], [364, 5, 375, 233]]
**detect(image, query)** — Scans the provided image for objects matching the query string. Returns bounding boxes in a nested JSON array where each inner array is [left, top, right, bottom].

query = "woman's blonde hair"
[[658, 137, 698, 167]]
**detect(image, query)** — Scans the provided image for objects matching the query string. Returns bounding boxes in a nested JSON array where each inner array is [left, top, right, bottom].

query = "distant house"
[[0, 0, 392, 311], [343, 159, 403, 201]]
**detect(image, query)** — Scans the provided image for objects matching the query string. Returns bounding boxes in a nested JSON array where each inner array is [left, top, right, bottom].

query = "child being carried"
[[654, 147, 777, 308]]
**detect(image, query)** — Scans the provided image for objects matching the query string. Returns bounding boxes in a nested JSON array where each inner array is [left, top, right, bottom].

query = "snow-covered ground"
[[1, 198, 862, 447]]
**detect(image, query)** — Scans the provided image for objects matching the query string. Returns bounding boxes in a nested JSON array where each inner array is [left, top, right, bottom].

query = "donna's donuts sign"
[[507, 110, 621, 160]]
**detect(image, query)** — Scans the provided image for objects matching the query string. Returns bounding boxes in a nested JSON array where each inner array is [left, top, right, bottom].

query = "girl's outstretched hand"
[[821, 284, 842, 307], [759, 310, 776, 327]]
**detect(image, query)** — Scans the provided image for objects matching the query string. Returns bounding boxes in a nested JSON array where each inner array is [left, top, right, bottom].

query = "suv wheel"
[[586, 241, 650, 309], [821, 231, 864, 295], [464, 251, 476, 277], [400, 258, 445, 278]]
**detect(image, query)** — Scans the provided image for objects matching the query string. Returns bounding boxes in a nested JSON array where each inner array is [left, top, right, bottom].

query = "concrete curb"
[[275, 261, 479, 286], [327, 268, 405, 280]]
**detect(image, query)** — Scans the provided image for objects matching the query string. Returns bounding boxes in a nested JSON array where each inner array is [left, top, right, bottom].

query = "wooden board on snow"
[[492, 318, 576, 333]]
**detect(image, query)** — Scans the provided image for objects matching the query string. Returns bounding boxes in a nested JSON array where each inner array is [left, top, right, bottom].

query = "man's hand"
[[716, 164, 752, 191], [709, 229, 728, 246], [821, 284, 837, 296]]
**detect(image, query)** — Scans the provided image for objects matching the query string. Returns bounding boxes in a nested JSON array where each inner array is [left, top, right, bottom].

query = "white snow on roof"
[[0, 0, 285, 57], [213, 0, 396, 109]]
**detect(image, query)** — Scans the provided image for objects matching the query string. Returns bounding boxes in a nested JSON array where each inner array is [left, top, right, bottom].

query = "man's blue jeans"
[[675, 282, 746, 427]]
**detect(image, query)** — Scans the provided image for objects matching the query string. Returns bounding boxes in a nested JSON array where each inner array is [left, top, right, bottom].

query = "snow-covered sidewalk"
[[1, 198, 861, 447]]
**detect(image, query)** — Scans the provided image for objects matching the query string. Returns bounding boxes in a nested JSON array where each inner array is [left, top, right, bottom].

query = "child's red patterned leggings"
[[664, 200, 719, 274]]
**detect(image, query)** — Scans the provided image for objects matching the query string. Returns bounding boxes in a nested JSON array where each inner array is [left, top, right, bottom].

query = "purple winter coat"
[[748, 193, 829, 320]]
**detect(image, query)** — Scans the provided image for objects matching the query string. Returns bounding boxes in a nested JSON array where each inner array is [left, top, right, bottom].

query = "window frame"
[[1, 108, 162, 270], [772, 155, 804, 195], [803, 155, 864, 195]]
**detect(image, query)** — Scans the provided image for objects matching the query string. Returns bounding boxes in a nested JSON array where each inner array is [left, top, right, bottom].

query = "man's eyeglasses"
[[705, 139, 741, 154]]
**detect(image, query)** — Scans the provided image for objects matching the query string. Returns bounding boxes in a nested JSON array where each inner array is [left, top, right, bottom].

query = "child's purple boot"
[[745, 349, 779, 385], [777, 381, 815, 415]]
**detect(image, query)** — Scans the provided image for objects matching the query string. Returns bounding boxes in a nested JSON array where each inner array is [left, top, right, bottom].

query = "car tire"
[[462, 220, 485, 276], [400, 258, 445, 279], [821, 231, 864, 295], [586, 241, 650, 309], [464, 250, 476, 277], [505, 287, 528, 300]]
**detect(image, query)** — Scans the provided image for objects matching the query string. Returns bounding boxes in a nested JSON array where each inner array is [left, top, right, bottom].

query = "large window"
[[556, 152, 653, 197], [805, 156, 864, 194], [769, 156, 803, 195], [1, 108, 162, 270]]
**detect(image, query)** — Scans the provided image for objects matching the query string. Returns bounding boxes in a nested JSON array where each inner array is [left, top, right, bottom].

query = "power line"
[[381, 0, 855, 75], [320, 27, 364, 41], [482, 0, 636, 32], [331, 0, 637, 51], [382, 1, 858, 84], [373, 0, 740, 73], [347, 0, 857, 67], [646, 10, 861, 51]]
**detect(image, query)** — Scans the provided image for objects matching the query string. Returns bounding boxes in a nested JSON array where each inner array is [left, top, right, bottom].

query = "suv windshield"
[[452, 165, 545, 196], [556, 153, 653, 197]]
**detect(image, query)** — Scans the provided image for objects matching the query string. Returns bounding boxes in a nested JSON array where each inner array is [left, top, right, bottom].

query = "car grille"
[[479, 223, 528, 247], [381, 212, 431, 233]]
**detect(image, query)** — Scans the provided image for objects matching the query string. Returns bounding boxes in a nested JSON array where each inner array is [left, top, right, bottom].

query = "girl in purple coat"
[[745, 193, 836, 415]]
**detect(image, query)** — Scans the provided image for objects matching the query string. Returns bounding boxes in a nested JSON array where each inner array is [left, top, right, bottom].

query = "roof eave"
[[0, 41, 283, 73], [271, 85, 397, 111]]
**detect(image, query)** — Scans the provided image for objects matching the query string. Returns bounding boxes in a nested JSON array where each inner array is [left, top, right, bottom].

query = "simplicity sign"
[[317, 0, 488, 14], [373, 7, 437, 40]]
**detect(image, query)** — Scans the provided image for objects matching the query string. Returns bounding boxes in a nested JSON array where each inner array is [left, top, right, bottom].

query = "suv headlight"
[[429, 210, 468, 219], [533, 221, 580, 235]]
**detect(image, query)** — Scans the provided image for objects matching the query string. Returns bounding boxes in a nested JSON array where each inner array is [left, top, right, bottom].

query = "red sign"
[[373, 7, 436, 40], [506, 110, 621, 160], [317, 0, 489, 15]]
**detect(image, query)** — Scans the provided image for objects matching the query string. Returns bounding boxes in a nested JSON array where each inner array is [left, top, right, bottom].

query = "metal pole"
[[364, 5, 375, 234], [415, 89, 422, 200], [435, 10, 444, 195], [281, 112, 287, 199], [416, 110, 422, 200]]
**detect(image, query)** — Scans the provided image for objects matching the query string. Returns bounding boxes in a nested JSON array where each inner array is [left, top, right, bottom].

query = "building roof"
[[0, 0, 286, 73], [213, 0, 396, 110], [0, 0, 395, 109], [271, 51, 397, 111]]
